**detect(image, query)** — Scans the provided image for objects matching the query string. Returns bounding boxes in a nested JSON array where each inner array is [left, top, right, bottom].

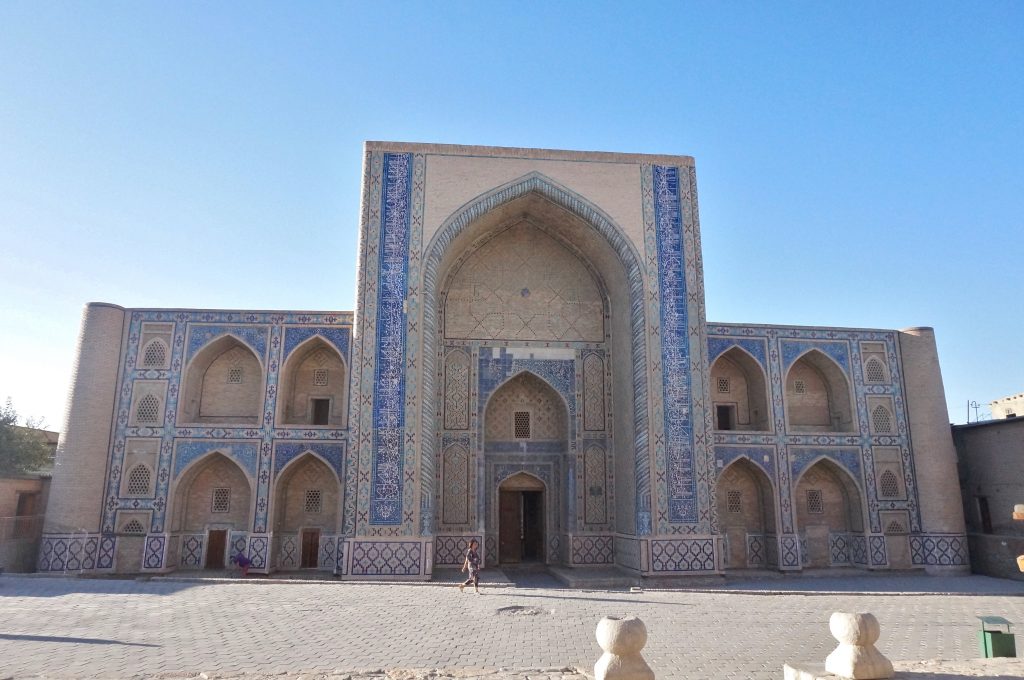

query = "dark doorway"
[[206, 529, 227, 568], [716, 404, 735, 430], [301, 528, 320, 568], [498, 486, 545, 564], [311, 399, 330, 425]]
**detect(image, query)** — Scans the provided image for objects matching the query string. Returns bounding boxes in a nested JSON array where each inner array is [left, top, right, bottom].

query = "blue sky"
[[1, 2, 1021, 428]]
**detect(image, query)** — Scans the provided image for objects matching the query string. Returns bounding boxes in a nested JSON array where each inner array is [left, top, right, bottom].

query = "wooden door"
[[301, 529, 320, 568], [499, 490, 521, 563], [205, 530, 227, 568], [522, 490, 544, 561]]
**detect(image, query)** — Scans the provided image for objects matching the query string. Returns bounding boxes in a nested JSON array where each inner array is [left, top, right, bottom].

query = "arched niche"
[[716, 457, 777, 569], [277, 337, 347, 427], [179, 335, 263, 425], [273, 453, 341, 534], [794, 458, 865, 568], [424, 181, 647, 536], [710, 347, 770, 431], [785, 350, 854, 432], [484, 372, 568, 449], [497, 471, 547, 564], [170, 452, 253, 534]]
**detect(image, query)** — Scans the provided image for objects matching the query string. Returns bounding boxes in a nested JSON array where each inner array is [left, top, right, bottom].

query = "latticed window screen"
[[136, 394, 160, 423], [304, 489, 323, 513], [872, 405, 893, 433], [879, 470, 900, 498], [212, 487, 231, 513], [794, 379, 807, 394], [122, 519, 146, 535], [313, 368, 329, 387], [727, 490, 742, 513], [885, 518, 908, 535], [717, 377, 730, 393], [514, 411, 531, 439], [142, 341, 166, 367], [865, 357, 886, 383], [126, 465, 151, 496], [806, 489, 824, 514], [227, 367, 243, 384]]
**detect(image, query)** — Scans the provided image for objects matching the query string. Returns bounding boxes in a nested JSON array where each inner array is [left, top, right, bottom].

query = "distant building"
[[0, 426, 57, 572], [990, 393, 1024, 419], [953, 416, 1024, 581], [40, 143, 968, 578]]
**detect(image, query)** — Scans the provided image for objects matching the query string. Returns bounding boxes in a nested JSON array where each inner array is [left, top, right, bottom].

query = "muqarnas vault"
[[40, 143, 968, 578]]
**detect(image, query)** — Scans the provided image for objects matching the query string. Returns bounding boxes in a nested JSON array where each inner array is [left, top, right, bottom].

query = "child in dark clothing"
[[458, 539, 481, 594]]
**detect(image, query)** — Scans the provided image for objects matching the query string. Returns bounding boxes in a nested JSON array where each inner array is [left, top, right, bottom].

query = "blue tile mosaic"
[[790, 448, 863, 488], [186, 325, 270, 364], [274, 442, 344, 479], [707, 336, 768, 368], [173, 441, 259, 479], [653, 165, 696, 524], [370, 152, 413, 525], [283, 326, 351, 363], [780, 339, 850, 373]]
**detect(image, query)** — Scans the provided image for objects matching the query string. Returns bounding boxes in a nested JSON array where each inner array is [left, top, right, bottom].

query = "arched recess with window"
[[481, 371, 569, 564], [169, 452, 253, 569], [793, 458, 865, 568], [276, 337, 348, 427], [179, 336, 263, 425], [272, 452, 341, 569], [715, 457, 777, 569], [785, 350, 855, 432], [710, 347, 770, 431]]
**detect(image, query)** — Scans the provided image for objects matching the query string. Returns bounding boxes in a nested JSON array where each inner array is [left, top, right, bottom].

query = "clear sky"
[[1, 2, 1021, 429]]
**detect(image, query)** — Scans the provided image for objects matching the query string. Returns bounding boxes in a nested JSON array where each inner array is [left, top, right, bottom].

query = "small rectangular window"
[[313, 368, 328, 387], [227, 367, 243, 384], [727, 490, 742, 514], [514, 411, 531, 439], [806, 489, 824, 514], [212, 488, 231, 513], [794, 379, 807, 394], [311, 399, 330, 425], [304, 489, 323, 514], [717, 377, 730, 393]]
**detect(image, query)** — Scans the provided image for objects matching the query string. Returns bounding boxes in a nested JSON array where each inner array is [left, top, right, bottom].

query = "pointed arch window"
[[865, 357, 886, 383], [142, 340, 167, 368], [122, 519, 146, 535], [126, 465, 152, 496], [879, 470, 900, 499], [871, 405, 893, 433]]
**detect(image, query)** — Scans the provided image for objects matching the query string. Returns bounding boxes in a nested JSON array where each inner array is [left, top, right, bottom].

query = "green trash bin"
[[978, 616, 1016, 658]]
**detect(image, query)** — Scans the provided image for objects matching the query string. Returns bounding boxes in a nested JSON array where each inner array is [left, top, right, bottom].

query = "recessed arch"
[[483, 371, 569, 447], [710, 346, 770, 431], [716, 457, 778, 569], [141, 338, 169, 368], [793, 457, 866, 568], [785, 349, 854, 432], [421, 172, 652, 535], [179, 335, 264, 425], [272, 451, 341, 534], [277, 335, 348, 427], [170, 451, 253, 535]]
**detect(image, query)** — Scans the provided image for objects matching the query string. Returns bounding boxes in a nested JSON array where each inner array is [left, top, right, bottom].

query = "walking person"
[[458, 539, 482, 594]]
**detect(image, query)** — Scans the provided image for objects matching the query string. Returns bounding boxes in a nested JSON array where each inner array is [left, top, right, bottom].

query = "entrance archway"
[[497, 472, 546, 564]]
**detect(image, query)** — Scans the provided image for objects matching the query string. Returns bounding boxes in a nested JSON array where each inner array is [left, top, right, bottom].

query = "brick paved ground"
[[1, 573, 1023, 679]]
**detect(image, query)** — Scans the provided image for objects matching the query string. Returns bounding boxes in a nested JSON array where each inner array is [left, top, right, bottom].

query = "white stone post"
[[594, 616, 654, 680], [824, 612, 894, 679]]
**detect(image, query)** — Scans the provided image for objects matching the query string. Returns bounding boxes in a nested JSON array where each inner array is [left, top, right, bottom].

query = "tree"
[[0, 399, 53, 475]]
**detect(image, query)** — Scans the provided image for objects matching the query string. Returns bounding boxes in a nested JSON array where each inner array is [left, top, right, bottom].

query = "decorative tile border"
[[910, 533, 969, 566], [350, 540, 422, 575], [571, 535, 614, 564], [649, 537, 716, 572], [434, 534, 483, 567]]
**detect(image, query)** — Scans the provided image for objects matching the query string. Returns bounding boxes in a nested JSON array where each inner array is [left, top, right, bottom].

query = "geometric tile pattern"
[[850, 535, 868, 567], [279, 535, 298, 569], [282, 327, 350, 364], [181, 534, 204, 568], [572, 535, 614, 564], [746, 533, 765, 567], [433, 535, 483, 567], [350, 541, 422, 576], [828, 532, 850, 565], [910, 534, 970, 566], [443, 350, 470, 430], [143, 535, 166, 570], [650, 538, 716, 572], [582, 352, 606, 431]]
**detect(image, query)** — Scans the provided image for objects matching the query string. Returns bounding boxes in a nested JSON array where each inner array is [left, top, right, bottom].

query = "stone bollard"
[[594, 616, 655, 680], [824, 612, 894, 679]]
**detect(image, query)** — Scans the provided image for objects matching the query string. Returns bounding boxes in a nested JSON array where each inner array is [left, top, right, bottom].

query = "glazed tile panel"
[[370, 153, 413, 525], [652, 165, 696, 524]]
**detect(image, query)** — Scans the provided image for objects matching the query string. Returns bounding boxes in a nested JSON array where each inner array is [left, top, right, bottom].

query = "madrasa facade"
[[39, 143, 969, 578]]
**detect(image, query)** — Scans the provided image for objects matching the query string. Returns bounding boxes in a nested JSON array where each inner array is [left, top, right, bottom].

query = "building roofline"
[[364, 141, 695, 166]]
